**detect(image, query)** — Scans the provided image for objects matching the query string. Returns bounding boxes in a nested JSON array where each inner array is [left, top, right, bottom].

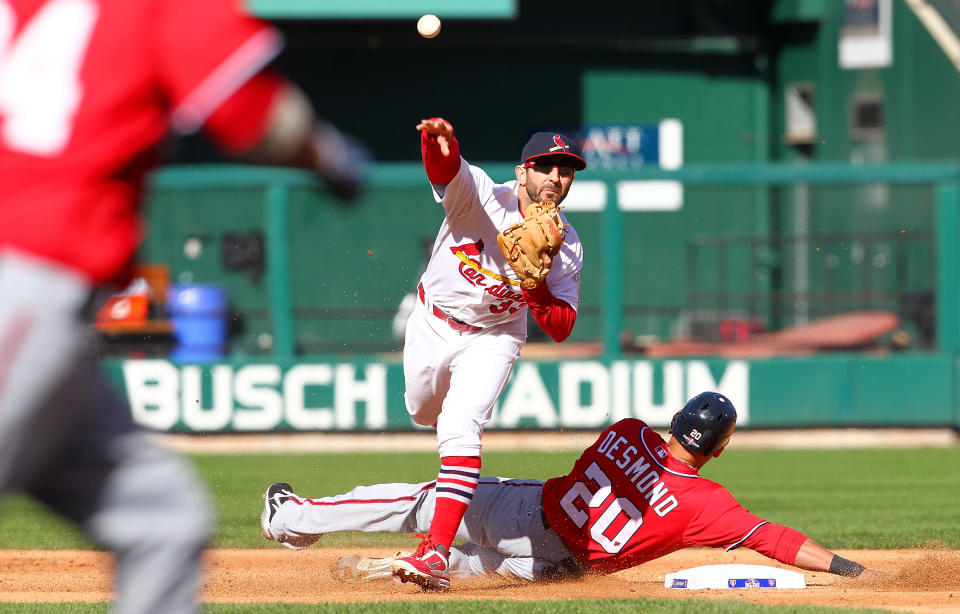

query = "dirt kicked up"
[[1, 547, 958, 612]]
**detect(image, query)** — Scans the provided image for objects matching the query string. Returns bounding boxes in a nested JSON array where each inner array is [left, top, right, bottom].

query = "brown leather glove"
[[497, 201, 565, 290]]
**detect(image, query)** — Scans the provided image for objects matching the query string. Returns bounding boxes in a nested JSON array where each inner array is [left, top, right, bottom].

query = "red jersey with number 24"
[[542, 418, 807, 574], [0, 0, 282, 283]]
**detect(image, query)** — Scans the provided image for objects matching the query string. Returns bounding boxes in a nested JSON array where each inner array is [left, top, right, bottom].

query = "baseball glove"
[[497, 200, 566, 290]]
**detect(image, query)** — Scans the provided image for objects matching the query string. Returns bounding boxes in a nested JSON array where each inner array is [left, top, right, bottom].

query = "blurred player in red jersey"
[[0, 0, 368, 612], [260, 392, 880, 585]]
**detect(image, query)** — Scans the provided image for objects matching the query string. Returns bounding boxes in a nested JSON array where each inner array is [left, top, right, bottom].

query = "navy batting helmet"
[[669, 392, 737, 457]]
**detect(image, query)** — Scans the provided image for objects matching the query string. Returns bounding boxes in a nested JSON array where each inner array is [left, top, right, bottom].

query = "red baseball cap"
[[520, 132, 587, 171]]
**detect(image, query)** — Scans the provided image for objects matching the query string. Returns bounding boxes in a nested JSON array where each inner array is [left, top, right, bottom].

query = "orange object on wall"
[[95, 295, 150, 328]]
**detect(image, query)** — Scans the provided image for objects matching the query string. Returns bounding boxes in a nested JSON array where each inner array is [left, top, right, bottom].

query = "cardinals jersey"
[[0, 0, 282, 283], [418, 158, 583, 329], [542, 418, 807, 574]]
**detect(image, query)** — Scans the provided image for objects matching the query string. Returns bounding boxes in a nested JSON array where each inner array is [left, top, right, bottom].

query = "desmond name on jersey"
[[595, 428, 679, 517]]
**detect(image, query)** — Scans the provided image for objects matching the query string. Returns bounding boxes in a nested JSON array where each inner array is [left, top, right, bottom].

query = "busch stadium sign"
[[111, 359, 749, 433]]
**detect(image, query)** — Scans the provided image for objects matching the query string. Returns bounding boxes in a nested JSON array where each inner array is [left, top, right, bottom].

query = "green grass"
[[2, 447, 953, 612], [700, 447, 960, 549], [2, 446, 958, 551], [0, 600, 893, 613]]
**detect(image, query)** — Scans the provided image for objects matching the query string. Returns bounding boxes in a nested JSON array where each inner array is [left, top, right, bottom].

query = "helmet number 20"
[[0, 0, 98, 156], [558, 461, 643, 554]]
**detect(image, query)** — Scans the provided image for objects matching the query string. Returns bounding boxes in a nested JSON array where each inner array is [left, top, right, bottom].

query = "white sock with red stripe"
[[428, 455, 481, 550]]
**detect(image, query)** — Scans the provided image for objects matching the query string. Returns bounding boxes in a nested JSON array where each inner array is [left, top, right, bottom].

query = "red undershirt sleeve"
[[523, 282, 576, 342], [741, 523, 809, 565], [420, 118, 461, 185]]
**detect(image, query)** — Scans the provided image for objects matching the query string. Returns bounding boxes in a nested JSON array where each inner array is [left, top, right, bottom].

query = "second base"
[[664, 564, 806, 589]]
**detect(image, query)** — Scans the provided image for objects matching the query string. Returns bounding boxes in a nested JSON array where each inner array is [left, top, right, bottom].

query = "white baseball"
[[417, 14, 441, 38]]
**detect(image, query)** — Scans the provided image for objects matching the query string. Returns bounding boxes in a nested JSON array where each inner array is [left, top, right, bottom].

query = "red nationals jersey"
[[0, 0, 282, 283], [542, 418, 805, 574]]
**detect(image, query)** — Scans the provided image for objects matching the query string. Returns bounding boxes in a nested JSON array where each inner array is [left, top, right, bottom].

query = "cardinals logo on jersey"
[[450, 239, 493, 287], [448, 239, 525, 313], [450, 239, 484, 257]]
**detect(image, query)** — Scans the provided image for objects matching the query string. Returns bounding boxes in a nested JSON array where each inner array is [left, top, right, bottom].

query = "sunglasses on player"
[[523, 160, 576, 176]]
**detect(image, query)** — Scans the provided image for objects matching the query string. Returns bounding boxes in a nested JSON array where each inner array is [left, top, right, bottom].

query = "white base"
[[664, 564, 806, 590]]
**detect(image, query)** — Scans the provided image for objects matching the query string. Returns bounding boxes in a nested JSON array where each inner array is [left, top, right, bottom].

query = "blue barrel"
[[168, 284, 228, 361]]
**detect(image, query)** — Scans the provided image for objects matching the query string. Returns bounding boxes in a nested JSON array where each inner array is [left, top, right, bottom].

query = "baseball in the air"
[[417, 14, 441, 38]]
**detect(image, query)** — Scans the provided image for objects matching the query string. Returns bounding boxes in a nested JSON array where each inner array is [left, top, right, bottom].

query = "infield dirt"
[[1, 547, 957, 612]]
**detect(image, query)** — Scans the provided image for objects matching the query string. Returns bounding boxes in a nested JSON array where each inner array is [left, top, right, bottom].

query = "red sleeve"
[[202, 70, 284, 154], [523, 282, 576, 342], [741, 523, 809, 565], [685, 484, 772, 548], [421, 118, 461, 185], [155, 0, 283, 137]]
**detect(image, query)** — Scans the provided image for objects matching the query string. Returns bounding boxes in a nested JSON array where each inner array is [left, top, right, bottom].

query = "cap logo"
[[549, 135, 570, 152]]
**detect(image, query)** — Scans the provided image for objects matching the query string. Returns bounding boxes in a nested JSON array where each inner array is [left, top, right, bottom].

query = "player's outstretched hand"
[[416, 118, 454, 156], [313, 120, 371, 200]]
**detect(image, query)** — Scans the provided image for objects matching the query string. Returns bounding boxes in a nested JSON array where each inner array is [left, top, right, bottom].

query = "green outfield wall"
[[101, 354, 959, 432], [129, 160, 960, 430]]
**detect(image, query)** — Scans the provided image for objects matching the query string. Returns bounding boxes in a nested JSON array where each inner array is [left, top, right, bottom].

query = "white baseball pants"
[[267, 477, 576, 581], [402, 300, 524, 457]]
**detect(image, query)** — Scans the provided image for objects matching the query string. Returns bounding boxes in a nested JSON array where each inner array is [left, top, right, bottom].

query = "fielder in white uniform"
[[379, 118, 585, 589]]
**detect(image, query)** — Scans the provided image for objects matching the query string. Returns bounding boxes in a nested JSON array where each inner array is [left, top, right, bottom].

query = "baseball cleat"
[[391, 535, 451, 591], [332, 551, 413, 581], [260, 482, 322, 549], [261, 482, 294, 540]]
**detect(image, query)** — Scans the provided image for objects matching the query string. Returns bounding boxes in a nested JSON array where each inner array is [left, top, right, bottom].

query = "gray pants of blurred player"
[[267, 477, 579, 581], [0, 251, 213, 613]]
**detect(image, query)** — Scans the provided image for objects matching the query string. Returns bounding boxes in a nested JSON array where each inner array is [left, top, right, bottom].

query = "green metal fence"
[[147, 160, 960, 359], [99, 160, 960, 431]]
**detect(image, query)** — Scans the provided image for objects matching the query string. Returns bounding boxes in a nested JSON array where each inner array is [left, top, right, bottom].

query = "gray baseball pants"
[[267, 477, 578, 581], [0, 251, 213, 613]]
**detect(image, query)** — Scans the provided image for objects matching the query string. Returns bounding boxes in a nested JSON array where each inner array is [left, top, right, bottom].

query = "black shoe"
[[260, 482, 321, 549], [260, 482, 295, 540]]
